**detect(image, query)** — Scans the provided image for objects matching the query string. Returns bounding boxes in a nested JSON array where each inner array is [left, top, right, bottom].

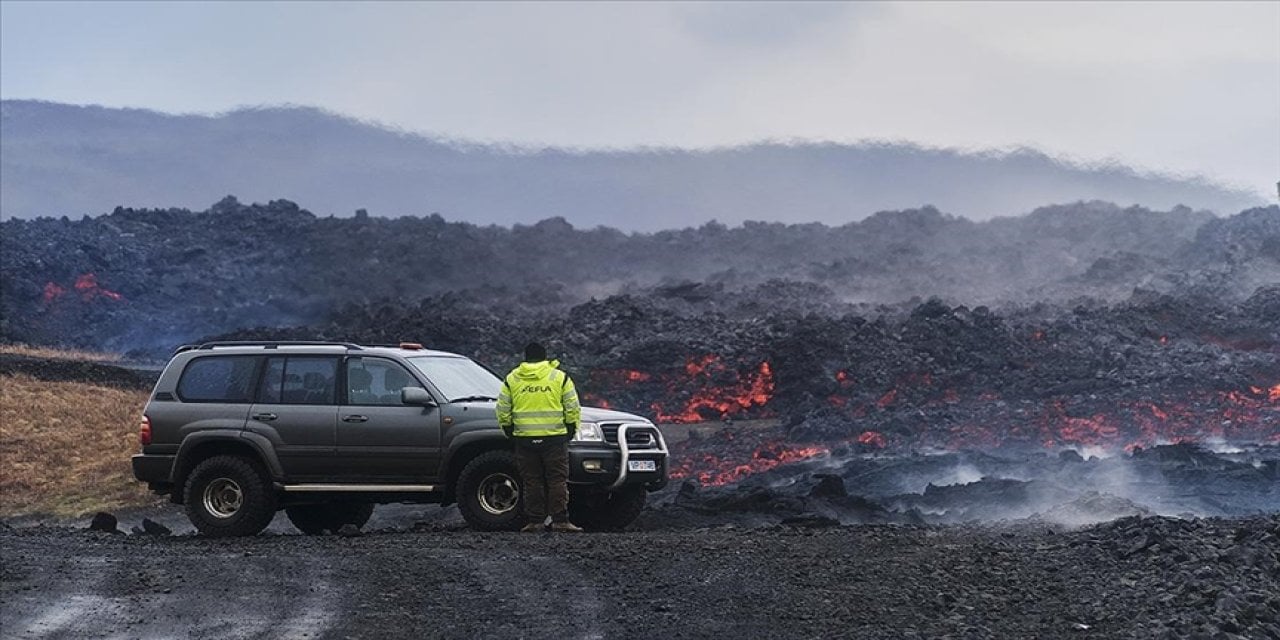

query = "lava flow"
[[42, 273, 124, 303], [669, 442, 828, 486], [654, 359, 774, 423], [668, 379, 1279, 487], [586, 355, 775, 424]]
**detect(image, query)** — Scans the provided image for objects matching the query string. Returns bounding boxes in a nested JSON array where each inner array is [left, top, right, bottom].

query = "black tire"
[[456, 450, 527, 531], [183, 455, 277, 538], [569, 486, 646, 532], [286, 503, 375, 535]]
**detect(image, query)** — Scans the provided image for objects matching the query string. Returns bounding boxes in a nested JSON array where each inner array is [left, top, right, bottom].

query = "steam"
[[672, 440, 1279, 529], [925, 464, 986, 488]]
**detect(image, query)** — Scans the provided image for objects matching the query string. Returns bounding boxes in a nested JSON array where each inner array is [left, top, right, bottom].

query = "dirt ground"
[[3, 514, 1277, 640]]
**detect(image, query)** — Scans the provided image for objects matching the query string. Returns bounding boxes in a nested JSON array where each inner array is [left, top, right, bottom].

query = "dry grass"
[[0, 374, 157, 517], [0, 343, 121, 362]]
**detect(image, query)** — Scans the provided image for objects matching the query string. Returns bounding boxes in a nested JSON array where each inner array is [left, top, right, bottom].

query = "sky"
[[2, 1, 1278, 195]]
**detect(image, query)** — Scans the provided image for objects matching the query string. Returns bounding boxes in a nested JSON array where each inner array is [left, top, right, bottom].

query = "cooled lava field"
[[3, 514, 1279, 639], [2, 200, 1279, 638]]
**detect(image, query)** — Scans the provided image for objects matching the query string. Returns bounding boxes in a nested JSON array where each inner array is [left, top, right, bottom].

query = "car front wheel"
[[456, 450, 526, 531]]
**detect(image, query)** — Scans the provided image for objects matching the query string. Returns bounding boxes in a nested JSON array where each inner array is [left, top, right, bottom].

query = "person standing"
[[496, 342, 584, 532]]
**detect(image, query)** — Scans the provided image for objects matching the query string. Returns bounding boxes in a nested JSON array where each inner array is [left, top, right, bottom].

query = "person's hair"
[[523, 342, 547, 362]]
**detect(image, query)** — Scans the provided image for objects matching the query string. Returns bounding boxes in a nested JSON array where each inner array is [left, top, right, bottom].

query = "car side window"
[[178, 356, 258, 402], [256, 356, 338, 405], [347, 357, 421, 406]]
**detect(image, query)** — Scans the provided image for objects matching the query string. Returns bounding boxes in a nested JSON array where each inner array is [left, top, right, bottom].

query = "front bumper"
[[569, 423, 669, 491]]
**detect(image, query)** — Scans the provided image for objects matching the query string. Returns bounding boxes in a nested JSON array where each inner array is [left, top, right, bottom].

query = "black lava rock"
[[88, 512, 119, 534], [780, 513, 840, 528], [141, 518, 172, 536], [808, 474, 849, 499]]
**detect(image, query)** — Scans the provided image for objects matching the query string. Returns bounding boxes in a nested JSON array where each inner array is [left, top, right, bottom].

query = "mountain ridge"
[[1, 100, 1265, 229]]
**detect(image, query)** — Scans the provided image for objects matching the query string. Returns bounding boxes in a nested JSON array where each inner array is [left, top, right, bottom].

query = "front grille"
[[601, 423, 657, 448]]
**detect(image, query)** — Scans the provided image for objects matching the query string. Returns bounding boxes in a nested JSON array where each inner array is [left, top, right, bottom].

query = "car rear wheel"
[[569, 486, 646, 532], [456, 450, 527, 531], [285, 503, 375, 535], [183, 455, 276, 537]]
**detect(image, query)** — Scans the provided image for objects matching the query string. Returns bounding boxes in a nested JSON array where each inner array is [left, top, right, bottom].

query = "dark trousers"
[[514, 438, 570, 521]]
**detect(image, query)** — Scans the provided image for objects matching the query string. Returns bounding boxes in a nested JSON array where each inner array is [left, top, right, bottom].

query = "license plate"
[[628, 460, 657, 472]]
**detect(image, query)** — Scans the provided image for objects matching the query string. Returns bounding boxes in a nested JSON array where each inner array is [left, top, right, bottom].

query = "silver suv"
[[131, 341, 668, 536]]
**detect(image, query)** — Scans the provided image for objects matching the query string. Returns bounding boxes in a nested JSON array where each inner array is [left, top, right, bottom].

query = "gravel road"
[[3, 514, 1277, 640]]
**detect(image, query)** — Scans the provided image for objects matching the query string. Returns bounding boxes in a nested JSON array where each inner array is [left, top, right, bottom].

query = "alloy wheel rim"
[[203, 477, 244, 519], [477, 472, 520, 515]]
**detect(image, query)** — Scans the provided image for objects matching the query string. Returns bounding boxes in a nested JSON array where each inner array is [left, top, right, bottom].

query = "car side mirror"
[[401, 386, 436, 406]]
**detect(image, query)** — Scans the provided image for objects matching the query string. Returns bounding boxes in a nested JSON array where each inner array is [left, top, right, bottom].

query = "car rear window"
[[177, 356, 258, 402]]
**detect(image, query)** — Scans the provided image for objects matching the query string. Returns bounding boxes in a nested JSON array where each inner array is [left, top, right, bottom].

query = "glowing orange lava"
[[42, 272, 124, 303], [670, 442, 828, 486], [601, 352, 1277, 488], [589, 355, 776, 423], [857, 431, 887, 448], [651, 357, 775, 423]]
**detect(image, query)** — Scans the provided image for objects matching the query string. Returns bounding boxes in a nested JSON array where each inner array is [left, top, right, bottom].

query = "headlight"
[[574, 422, 604, 442]]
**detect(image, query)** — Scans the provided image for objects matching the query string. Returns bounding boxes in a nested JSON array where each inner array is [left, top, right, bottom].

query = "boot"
[[550, 521, 584, 533], [520, 522, 545, 533]]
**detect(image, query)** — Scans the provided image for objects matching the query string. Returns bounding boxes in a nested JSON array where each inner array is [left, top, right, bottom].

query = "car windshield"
[[406, 356, 502, 402]]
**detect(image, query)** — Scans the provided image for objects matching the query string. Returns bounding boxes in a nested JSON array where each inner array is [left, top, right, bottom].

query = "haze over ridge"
[[0, 100, 1265, 230]]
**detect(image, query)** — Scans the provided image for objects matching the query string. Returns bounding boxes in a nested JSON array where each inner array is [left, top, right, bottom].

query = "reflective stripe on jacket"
[[495, 359, 581, 437]]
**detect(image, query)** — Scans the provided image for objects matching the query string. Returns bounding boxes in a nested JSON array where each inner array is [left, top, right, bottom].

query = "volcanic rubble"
[[2, 512, 1277, 638], [4, 198, 1278, 528], [3, 197, 1276, 354], [3, 201, 1280, 638], [194, 280, 1280, 529]]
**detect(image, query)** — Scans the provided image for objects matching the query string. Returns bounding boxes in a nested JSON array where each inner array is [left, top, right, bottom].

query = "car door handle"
[[342, 415, 369, 423], [252, 413, 277, 422]]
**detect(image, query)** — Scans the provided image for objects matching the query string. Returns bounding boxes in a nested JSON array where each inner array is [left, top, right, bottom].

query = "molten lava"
[[42, 272, 124, 304], [671, 378, 1279, 487], [590, 355, 775, 424], [669, 442, 828, 486], [1039, 402, 1120, 448], [653, 359, 775, 423], [590, 354, 1277, 488], [857, 430, 887, 448]]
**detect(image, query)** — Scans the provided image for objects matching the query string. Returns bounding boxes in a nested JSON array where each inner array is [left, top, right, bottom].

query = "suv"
[[131, 341, 668, 536]]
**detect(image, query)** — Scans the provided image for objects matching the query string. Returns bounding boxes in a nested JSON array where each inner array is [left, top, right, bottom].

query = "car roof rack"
[[194, 341, 365, 350]]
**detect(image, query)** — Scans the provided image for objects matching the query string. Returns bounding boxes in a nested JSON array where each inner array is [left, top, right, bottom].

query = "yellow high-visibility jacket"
[[495, 360, 581, 437]]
